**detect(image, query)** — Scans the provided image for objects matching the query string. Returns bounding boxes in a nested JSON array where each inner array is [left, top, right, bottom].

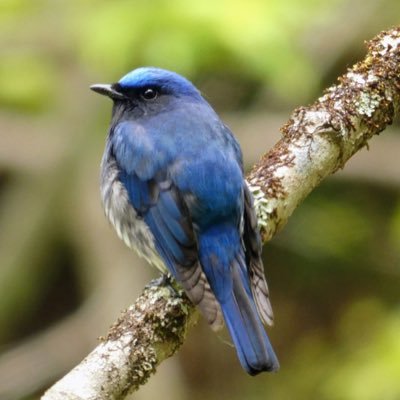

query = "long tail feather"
[[221, 256, 279, 375]]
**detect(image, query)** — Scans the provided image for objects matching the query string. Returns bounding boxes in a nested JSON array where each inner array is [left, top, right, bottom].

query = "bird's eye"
[[141, 88, 158, 100]]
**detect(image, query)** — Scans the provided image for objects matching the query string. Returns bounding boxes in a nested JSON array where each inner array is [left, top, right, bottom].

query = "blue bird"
[[91, 67, 279, 375]]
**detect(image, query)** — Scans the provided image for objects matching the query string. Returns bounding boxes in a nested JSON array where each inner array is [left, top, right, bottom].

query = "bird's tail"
[[199, 226, 279, 375], [220, 254, 279, 375]]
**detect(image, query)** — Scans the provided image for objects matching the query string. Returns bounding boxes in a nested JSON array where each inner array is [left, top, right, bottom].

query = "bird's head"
[[90, 67, 203, 112]]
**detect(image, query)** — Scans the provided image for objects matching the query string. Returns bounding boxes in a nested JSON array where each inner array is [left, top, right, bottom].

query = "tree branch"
[[247, 27, 400, 242], [42, 27, 400, 400], [42, 285, 197, 400]]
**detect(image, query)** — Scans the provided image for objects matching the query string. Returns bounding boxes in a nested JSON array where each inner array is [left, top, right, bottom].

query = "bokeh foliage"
[[0, 1, 399, 399]]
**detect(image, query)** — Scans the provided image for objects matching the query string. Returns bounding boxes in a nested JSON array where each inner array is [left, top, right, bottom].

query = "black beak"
[[90, 83, 126, 100]]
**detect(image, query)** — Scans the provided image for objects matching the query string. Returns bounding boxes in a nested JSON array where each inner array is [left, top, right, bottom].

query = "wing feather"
[[243, 183, 274, 326], [118, 161, 223, 330]]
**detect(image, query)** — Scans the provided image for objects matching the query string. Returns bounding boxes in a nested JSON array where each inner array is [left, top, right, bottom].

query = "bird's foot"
[[146, 273, 178, 294]]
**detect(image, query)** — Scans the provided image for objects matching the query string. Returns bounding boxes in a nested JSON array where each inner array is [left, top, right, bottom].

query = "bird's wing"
[[116, 162, 223, 330], [242, 183, 274, 326]]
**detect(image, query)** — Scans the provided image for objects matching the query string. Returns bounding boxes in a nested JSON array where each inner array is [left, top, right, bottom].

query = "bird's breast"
[[100, 151, 167, 273]]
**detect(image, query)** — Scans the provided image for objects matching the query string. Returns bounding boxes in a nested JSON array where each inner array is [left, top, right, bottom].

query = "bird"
[[91, 67, 279, 375]]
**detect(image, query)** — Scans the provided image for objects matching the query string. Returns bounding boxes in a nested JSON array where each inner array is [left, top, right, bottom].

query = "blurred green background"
[[0, 0, 399, 399]]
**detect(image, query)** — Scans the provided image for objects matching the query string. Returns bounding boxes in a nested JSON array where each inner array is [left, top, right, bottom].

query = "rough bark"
[[247, 27, 400, 242], [42, 27, 400, 400], [42, 284, 197, 400]]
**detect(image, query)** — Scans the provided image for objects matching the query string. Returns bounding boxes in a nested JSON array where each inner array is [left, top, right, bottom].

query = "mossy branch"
[[42, 27, 400, 400], [42, 284, 197, 400], [248, 27, 400, 242]]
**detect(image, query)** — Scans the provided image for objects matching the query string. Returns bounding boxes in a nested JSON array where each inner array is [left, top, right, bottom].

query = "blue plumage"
[[91, 67, 279, 375]]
